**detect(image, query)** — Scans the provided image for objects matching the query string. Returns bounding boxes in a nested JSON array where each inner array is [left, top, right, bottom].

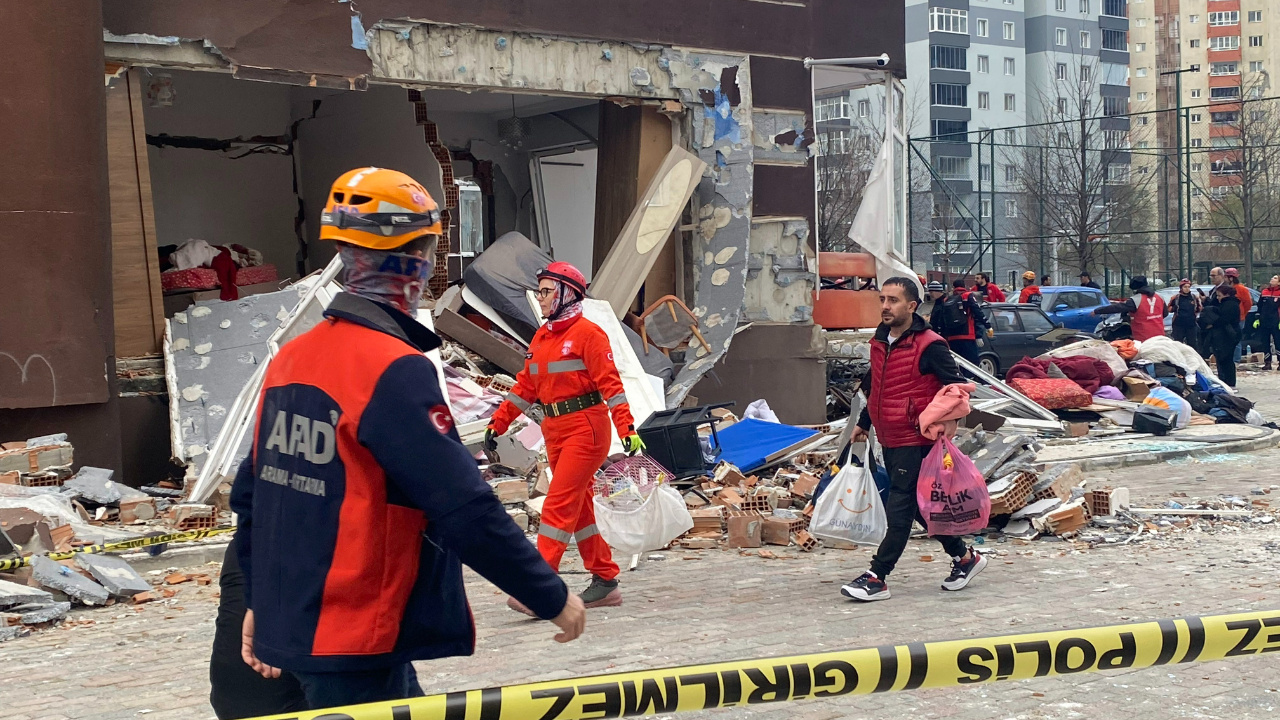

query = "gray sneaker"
[[579, 575, 622, 608]]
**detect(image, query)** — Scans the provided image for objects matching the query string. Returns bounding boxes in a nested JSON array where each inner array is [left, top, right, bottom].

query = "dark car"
[[975, 303, 1093, 377]]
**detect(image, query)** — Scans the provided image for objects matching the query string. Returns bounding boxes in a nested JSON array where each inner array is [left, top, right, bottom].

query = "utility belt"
[[541, 390, 603, 418]]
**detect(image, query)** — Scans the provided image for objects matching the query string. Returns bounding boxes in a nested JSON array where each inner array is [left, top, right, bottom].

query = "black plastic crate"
[[637, 403, 732, 479]]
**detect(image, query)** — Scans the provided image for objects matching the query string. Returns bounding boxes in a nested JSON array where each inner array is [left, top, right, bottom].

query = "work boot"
[[941, 547, 988, 591], [506, 596, 536, 617], [579, 575, 622, 608], [840, 571, 890, 602]]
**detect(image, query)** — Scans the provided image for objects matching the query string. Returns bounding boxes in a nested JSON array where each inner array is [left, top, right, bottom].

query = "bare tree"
[[815, 131, 878, 252], [1204, 81, 1280, 284], [1006, 52, 1158, 278]]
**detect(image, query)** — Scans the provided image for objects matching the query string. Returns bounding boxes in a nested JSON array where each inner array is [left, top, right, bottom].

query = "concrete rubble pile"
[[0, 433, 226, 642]]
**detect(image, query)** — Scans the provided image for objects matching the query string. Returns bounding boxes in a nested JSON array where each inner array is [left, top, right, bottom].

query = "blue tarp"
[[712, 418, 819, 473]]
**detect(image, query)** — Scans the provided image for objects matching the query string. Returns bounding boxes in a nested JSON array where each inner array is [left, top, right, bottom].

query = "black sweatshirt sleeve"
[[857, 368, 873, 430], [967, 295, 990, 332], [919, 341, 968, 385], [1094, 298, 1138, 316]]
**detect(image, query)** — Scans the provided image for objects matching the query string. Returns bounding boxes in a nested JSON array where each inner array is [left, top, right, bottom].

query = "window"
[[1189, 39, 1201, 48], [1103, 29, 1128, 51], [1005, 57, 1016, 75], [1058, 131, 1071, 146], [1005, 165, 1017, 182], [1080, 0, 1090, 12], [1212, 160, 1244, 175], [1249, 11, 1262, 23], [1136, 18, 1146, 27], [1081, 31, 1091, 48], [931, 45, 968, 70], [1004, 93, 1017, 111], [1136, 67, 1148, 77], [1136, 116, 1149, 126], [932, 83, 968, 106], [1056, 62, 1068, 79], [1105, 129, 1129, 148], [1192, 211, 1205, 221], [990, 307, 1019, 332], [936, 156, 970, 179], [1056, 28, 1068, 45], [1251, 85, 1265, 98], [1250, 36, 1263, 47], [1210, 86, 1241, 100], [814, 97, 850, 121], [1136, 140, 1150, 148], [818, 129, 851, 154], [1251, 61, 1265, 73], [1190, 88, 1201, 98], [1191, 162, 1203, 172], [1211, 110, 1239, 123], [977, 18, 989, 37], [1004, 21, 1016, 40], [1005, 129, 1017, 144], [1106, 164, 1130, 184], [1058, 97, 1068, 113], [1137, 91, 1148, 101], [930, 7, 969, 33], [978, 91, 990, 109], [980, 199, 992, 218], [1190, 112, 1203, 122], [857, 99, 871, 117], [1101, 62, 1129, 84], [933, 119, 968, 141], [1005, 199, 1019, 218], [1056, 0, 1066, 9], [1134, 42, 1146, 52], [977, 55, 990, 73], [1019, 308, 1053, 333], [1190, 64, 1201, 73], [1190, 138, 1203, 148], [1080, 64, 1091, 81], [979, 163, 992, 182], [1208, 11, 1239, 26], [1209, 35, 1240, 51], [1252, 110, 1268, 122], [1103, 96, 1128, 116], [1188, 14, 1198, 24], [1211, 61, 1239, 75]]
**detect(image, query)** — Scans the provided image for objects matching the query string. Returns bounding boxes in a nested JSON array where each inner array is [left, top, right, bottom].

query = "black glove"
[[482, 427, 498, 453]]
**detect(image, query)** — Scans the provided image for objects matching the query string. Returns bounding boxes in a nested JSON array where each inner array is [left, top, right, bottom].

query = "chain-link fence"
[[900, 93, 1280, 294]]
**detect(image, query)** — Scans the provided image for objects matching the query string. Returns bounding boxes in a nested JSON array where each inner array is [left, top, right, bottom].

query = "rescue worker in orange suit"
[[485, 262, 644, 611], [230, 168, 584, 711]]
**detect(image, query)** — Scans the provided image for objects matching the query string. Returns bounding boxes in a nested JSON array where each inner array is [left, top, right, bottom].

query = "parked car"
[[1038, 285, 1110, 332], [1155, 285, 1259, 334], [975, 303, 1094, 377]]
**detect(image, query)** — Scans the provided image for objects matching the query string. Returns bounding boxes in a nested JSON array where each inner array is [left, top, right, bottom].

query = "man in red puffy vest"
[[1092, 275, 1167, 342], [841, 277, 987, 602]]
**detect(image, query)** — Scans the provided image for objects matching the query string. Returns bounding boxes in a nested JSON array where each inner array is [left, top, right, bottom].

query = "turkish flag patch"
[[428, 405, 455, 434]]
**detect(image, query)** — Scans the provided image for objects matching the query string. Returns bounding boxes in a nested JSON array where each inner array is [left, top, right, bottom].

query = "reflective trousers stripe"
[[547, 359, 588, 373], [606, 393, 628, 408], [574, 524, 600, 542], [538, 523, 573, 544]]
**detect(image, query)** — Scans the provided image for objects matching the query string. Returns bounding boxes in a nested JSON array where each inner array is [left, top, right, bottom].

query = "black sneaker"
[[840, 571, 890, 602], [579, 575, 622, 608], [941, 548, 988, 591]]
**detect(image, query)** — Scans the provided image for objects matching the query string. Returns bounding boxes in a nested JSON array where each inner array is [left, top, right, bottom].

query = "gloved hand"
[[986, 327, 995, 339], [482, 427, 498, 454], [622, 434, 646, 455]]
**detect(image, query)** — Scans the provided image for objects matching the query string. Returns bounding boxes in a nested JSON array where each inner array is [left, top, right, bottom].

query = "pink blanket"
[[919, 383, 976, 441]]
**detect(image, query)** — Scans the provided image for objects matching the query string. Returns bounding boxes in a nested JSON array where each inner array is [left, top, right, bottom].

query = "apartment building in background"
[[892, 0, 1130, 283]]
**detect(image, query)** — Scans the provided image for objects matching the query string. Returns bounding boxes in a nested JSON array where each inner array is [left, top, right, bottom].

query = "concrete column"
[[0, 1, 122, 472]]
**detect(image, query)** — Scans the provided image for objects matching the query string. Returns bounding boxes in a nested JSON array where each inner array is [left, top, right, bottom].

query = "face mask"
[[339, 244, 434, 314]]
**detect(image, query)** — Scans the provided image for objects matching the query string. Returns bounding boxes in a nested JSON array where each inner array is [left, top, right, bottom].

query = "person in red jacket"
[[1092, 276, 1167, 342], [840, 277, 986, 603], [486, 262, 644, 611], [972, 272, 1006, 302], [1017, 270, 1042, 304]]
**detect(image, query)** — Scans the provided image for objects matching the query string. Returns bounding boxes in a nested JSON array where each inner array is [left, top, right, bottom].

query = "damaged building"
[[0, 1, 905, 480]]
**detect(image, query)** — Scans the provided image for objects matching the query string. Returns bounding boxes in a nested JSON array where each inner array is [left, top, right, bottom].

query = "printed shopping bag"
[[809, 448, 887, 545], [916, 436, 990, 536]]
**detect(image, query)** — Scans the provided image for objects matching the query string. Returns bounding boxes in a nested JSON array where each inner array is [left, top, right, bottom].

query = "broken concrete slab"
[[7, 601, 70, 624], [74, 554, 150, 598], [1010, 498, 1063, 521], [25, 433, 68, 447], [63, 467, 146, 504], [30, 556, 109, 606], [0, 578, 54, 608]]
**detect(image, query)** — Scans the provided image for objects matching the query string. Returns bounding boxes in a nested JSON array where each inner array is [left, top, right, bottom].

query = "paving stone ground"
[[4, 372, 1280, 720]]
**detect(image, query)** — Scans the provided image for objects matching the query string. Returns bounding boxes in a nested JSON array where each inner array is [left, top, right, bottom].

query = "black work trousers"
[[1259, 322, 1280, 364], [1213, 341, 1238, 387], [949, 339, 981, 366], [1171, 323, 1198, 351], [869, 444, 967, 579]]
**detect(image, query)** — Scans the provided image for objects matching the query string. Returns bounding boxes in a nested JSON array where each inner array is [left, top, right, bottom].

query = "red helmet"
[[537, 261, 587, 296]]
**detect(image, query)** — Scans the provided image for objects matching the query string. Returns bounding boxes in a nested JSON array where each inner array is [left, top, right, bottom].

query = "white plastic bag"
[[809, 449, 887, 546], [594, 484, 693, 555]]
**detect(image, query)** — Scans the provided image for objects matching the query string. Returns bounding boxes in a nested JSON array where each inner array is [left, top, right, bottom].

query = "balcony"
[[1102, 0, 1127, 18]]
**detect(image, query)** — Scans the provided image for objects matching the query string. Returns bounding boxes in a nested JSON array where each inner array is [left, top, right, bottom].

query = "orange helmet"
[[319, 167, 443, 251]]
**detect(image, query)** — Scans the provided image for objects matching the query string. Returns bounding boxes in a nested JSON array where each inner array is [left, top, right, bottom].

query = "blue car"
[[1037, 285, 1111, 332]]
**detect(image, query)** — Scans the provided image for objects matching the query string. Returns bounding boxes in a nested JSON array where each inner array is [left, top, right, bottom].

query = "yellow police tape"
[[250, 609, 1280, 720], [0, 526, 234, 572]]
